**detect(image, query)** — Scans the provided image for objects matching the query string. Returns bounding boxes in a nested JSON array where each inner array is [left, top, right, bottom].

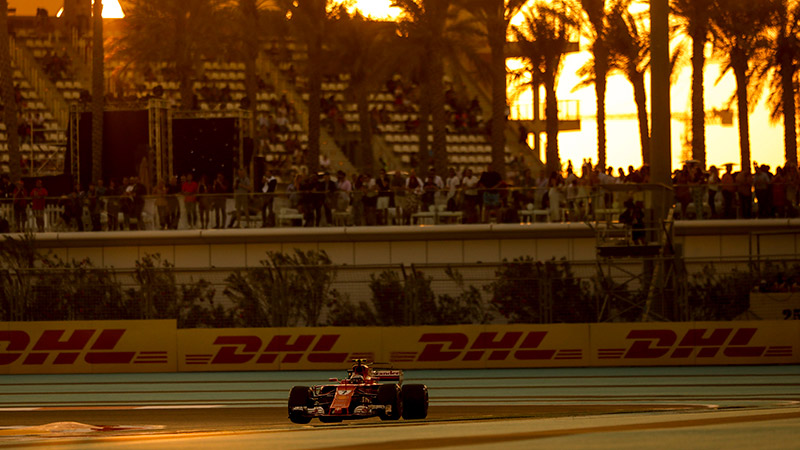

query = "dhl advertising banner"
[[590, 320, 800, 366], [0, 320, 177, 374], [380, 324, 591, 369], [177, 325, 592, 372], [2, 321, 798, 374], [176, 321, 799, 371], [177, 327, 385, 372]]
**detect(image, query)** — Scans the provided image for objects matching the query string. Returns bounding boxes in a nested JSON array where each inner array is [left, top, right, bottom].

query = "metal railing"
[[0, 182, 788, 232]]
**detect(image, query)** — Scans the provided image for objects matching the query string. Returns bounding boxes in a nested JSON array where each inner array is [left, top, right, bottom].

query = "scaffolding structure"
[[148, 99, 170, 182], [589, 184, 685, 322], [68, 102, 254, 185]]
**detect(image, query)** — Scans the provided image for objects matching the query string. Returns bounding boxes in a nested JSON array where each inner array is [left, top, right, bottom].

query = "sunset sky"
[[352, 0, 787, 173], [9, 0, 789, 172]]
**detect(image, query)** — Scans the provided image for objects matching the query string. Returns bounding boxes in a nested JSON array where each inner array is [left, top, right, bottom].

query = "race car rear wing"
[[373, 369, 403, 384]]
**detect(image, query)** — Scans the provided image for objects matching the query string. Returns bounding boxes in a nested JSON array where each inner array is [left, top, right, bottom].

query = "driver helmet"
[[350, 374, 364, 383]]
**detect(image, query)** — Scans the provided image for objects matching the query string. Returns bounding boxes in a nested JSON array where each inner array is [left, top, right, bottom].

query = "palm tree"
[[0, 0, 19, 182], [280, 0, 333, 174], [577, 0, 611, 169], [394, 0, 454, 176], [91, 0, 104, 183], [238, 0, 261, 134], [605, 0, 650, 165], [463, 0, 527, 177], [326, 7, 396, 173], [114, 0, 225, 110], [708, 0, 776, 174], [511, 1, 578, 174], [671, 0, 714, 167], [755, 0, 800, 167]]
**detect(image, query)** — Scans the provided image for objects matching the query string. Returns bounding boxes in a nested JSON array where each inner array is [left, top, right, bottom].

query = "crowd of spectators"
[[2, 158, 800, 233]]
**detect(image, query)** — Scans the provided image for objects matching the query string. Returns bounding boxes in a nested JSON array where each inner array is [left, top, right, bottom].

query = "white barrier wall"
[[14, 219, 800, 269]]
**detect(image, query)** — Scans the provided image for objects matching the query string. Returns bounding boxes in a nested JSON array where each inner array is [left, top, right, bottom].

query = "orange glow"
[[349, 0, 402, 21], [56, 0, 125, 19]]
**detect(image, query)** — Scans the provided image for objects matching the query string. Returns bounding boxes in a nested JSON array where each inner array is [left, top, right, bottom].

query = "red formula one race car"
[[288, 359, 429, 424]]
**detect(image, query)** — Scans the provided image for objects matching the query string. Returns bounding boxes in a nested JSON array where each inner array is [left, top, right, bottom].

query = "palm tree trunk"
[[690, 20, 706, 167], [91, 0, 104, 183], [732, 52, 751, 174], [489, 14, 506, 177], [241, 0, 259, 134], [417, 68, 431, 170], [175, 11, 193, 110], [630, 69, 650, 165], [429, 46, 448, 176], [779, 52, 797, 166], [0, 0, 20, 182], [306, 32, 322, 174], [356, 86, 374, 173], [594, 42, 608, 169], [544, 75, 559, 174]]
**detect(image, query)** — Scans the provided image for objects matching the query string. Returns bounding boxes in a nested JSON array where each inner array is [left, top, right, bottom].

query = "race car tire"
[[288, 386, 312, 424], [401, 384, 429, 420], [319, 416, 343, 423], [377, 384, 402, 420]]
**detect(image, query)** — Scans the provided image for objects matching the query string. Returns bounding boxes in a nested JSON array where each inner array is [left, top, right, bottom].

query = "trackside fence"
[[2, 242, 800, 326]]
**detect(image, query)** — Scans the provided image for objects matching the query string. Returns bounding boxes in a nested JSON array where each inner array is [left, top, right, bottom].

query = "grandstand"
[[0, 10, 581, 188]]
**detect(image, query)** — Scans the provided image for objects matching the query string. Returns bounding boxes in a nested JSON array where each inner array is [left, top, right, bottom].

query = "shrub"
[[223, 249, 340, 327], [686, 265, 751, 321], [487, 257, 593, 324]]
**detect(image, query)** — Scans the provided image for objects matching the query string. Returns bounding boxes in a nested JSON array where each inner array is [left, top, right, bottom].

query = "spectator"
[[772, 167, 786, 218], [120, 177, 134, 229], [87, 183, 102, 231], [753, 163, 772, 218], [198, 174, 211, 229], [69, 183, 85, 232], [30, 179, 47, 232], [133, 178, 147, 228], [461, 168, 480, 224], [154, 179, 169, 229], [375, 169, 392, 224], [182, 173, 199, 228], [12, 180, 28, 231], [335, 170, 352, 212], [689, 165, 706, 219], [619, 199, 645, 244], [259, 170, 278, 227], [362, 173, 379, 226], [707, 166, 720, 218], [736, 169, 753, 219], [319, 153, 331, 172], [785, 164, 798, 217], [421, 168, 441, 211], [167, 175, 181, 229], [232, 168, 252, 228], [105, 179, 121, 231], [314, 172, 335, 226], [212, 173, 228, 229], [403, 168, 423, 224], [721, 163, 736, 219]]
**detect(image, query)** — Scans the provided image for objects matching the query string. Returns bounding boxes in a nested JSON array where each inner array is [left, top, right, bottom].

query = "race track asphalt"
[[0, 365, 798, 448]]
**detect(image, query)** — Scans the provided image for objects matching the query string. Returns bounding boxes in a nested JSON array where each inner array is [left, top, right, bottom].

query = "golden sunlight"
[[56, 0, 125, 19], [349, 0, 402, 21]]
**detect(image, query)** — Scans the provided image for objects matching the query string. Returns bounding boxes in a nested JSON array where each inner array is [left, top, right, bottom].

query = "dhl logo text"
[[188, 334, 368, 365], [0, 329, 168, 365], [396, 331, 582, 362], [597, 328, 792, 359]]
